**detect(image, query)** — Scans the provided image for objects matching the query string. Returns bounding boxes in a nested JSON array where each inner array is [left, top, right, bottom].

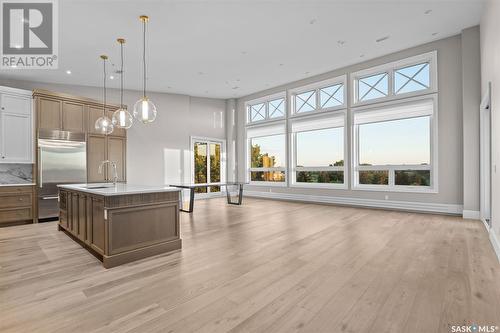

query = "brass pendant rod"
[[100, 55, 108, 117]]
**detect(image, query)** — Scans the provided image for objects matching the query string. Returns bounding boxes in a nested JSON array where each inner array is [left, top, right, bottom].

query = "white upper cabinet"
[[0, 87, 33, 163]]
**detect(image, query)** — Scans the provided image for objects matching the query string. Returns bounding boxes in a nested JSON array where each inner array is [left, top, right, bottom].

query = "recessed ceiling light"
[[65, 70, 72, 74], [109, 75, 114, 80], [424, 9, 432, 14], [376, 36, 390, 43]]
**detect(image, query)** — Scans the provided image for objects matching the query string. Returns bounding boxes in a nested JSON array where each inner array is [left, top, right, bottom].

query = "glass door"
[[193, 139, 224, 194]]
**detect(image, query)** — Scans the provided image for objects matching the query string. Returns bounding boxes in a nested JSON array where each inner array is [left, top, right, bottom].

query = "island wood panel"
[[62, 101, 85, 132], [107, 203, 179, 255], [58, 187, 180, 268], [90, 196, 105, 255], [78, 194, 87, 242], [37, 97, 62, 130], [59, 190, 68, 229]]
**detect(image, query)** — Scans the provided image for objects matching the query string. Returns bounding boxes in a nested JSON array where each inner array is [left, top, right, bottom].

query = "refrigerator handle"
[[38, 147, 43, 188]]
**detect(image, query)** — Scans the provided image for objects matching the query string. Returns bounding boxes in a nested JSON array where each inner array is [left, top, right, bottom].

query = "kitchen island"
[[57, 184, 182, 268]]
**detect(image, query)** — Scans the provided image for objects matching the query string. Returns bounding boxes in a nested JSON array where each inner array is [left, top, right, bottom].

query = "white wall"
[[462, 26, 481, 217], [236, 33, 478, 214], [480, 0, 500, 259], [0, 78, 226, 186]]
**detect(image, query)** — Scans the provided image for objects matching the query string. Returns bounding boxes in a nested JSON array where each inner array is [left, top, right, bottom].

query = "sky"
[[359, 116, 430, 165], [252, 115, 430, 167]]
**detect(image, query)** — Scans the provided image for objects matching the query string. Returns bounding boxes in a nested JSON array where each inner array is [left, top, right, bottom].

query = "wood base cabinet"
[[0, 186, 34, 227], [59, 188, 181, 268]]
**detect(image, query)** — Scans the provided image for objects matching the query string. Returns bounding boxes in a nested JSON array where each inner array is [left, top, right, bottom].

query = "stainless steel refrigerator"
[[38, 129, 86, 220]]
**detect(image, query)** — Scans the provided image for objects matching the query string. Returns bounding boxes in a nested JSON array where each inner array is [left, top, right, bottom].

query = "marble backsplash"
[[0, 163, 33, 185]]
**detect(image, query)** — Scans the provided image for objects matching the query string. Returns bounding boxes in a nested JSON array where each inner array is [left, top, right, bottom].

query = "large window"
[[353, 98, 436, 191], [247, 123, 286, 184], [291, 113, 346, 187], [244, 52, 438, 194]]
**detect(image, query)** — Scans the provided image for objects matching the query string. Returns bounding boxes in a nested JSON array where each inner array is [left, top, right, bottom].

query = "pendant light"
[[95, 55, 114, 135], [112, 38, 133, 129], [133, 15, 157, 124]]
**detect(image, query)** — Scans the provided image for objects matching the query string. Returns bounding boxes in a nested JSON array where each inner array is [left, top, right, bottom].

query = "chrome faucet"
[[98, 160, 118, 185]]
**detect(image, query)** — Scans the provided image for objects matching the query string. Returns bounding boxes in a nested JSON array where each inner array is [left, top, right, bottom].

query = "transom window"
[[394, 62, 430, 94], [295, 90, 316, 113], [320, 84, 344, 108], [358, 72, 389, 102], [290, 76, 346, 115], [246, 95, 286, 124], [353, 51, 436, 105], [269, 98, 285, 118], [249, 103, 265, 122]]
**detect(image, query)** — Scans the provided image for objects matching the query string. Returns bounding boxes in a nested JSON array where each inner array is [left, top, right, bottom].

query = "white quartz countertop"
[[57, 183, 181, 196]]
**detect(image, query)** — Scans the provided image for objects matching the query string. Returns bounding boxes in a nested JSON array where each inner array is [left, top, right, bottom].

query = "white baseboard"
[[489, 229, 500, 264], [244, 190, 463, 215], [462, 210, 480, 220]]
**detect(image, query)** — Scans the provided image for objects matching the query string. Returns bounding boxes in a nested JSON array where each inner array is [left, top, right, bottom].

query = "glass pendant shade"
[[94, 115, 114, 135], [133, 97, 157, 123], [95, 55, 113, 135], [112, 108, 133, 129]]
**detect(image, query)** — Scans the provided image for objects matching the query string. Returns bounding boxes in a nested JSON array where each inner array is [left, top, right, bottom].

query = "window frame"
[[351, 95, 439, 193], [190, 136, 227, 198], [245, 121, 287, 186], [289, 75, 347, 117], [246, 92, 286, 124], [290, 111, 348, 189], [352, 51, 437, 107]]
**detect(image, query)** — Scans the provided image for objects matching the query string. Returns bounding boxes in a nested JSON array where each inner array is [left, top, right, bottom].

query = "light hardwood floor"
[[1, 198, 499, 333]]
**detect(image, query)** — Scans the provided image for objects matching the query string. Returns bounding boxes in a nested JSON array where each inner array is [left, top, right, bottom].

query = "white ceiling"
[[0, 0, 484, 99]]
